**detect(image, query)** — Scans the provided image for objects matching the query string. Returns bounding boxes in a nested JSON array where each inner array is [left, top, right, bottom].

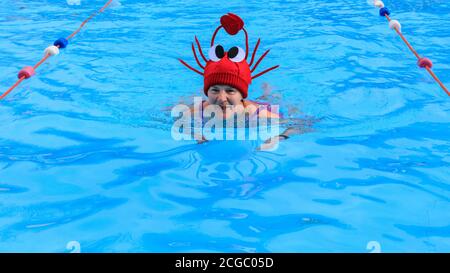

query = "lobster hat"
[[179, 13, 279, 98]]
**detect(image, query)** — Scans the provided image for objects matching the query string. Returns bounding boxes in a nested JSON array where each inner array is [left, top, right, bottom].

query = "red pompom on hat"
[[220, 13, 244, 35]]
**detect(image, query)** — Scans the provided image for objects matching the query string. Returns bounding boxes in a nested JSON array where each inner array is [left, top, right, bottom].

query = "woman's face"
[[207, 85, 244, 111]]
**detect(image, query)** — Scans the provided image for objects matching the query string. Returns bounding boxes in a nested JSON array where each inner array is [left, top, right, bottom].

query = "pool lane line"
[[0, 0, 114, 100], [372, 1, 449, 97]]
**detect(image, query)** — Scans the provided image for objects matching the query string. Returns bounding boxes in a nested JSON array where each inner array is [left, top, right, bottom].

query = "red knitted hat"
[[203, 51, 252, 98], [179, 13, 279, 99]]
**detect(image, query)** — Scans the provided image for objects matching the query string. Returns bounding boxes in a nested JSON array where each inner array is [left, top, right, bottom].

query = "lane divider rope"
[[0, 0, 114, 100]]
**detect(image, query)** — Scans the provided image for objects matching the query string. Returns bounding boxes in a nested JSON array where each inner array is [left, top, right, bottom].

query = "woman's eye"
[[226, 89, 236, 93], [208, 44, 225, 62], [228, 46, 245, 62]]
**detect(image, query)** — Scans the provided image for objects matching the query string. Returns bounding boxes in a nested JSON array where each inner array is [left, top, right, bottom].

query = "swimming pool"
[[0, 0, 449, 252]]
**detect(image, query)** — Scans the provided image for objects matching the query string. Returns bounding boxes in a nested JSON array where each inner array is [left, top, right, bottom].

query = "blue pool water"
[[0, 0, 449, 252]]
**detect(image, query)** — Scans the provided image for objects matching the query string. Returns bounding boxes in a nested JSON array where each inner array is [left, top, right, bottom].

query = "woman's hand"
[[256, 135, 286, 151], [256, 127, 300, 151], [197, 138, 208, 144], [194, 134, 208, 144]]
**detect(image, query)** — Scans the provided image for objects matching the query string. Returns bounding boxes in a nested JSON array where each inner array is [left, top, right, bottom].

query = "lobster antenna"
[[242, 28, 250, 60], [251, 65, 279, 79], [191, 43, 205, 69], [251, 49, 270, 72], [178, 59, 204, 76], [249, 38, 260, 67], [195, 36, 208, 63], [210, 26, 222, 46]]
